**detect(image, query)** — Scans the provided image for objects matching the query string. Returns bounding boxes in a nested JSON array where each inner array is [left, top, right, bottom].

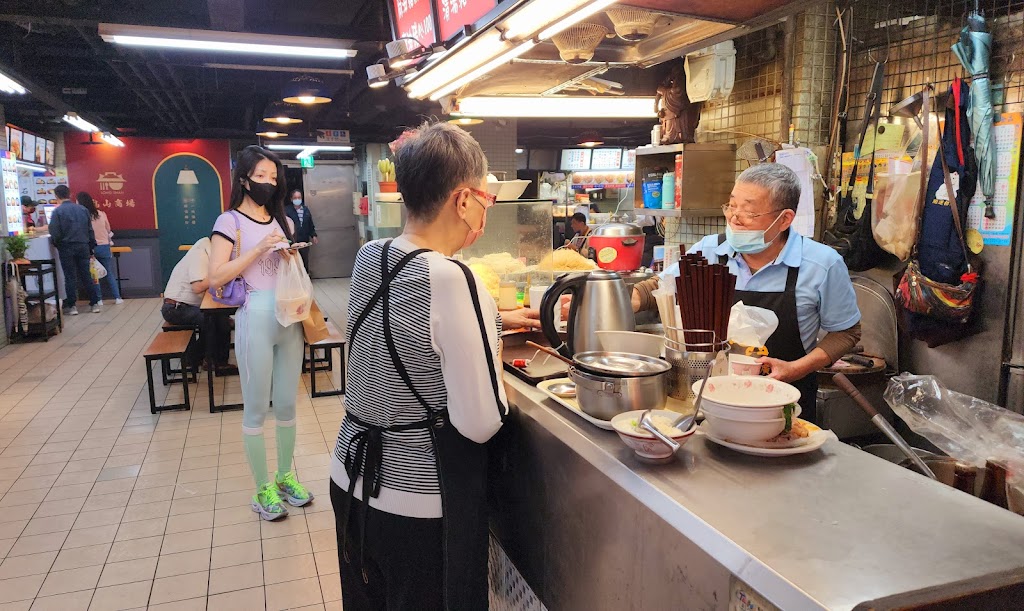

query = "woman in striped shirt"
[[331, 122, 537, 610]]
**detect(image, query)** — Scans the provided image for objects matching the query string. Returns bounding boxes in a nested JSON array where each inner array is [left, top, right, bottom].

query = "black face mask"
[[244, 180, 277, 207]]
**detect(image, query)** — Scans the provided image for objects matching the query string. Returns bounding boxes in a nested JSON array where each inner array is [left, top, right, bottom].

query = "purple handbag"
[[209, 212, 247, 306]]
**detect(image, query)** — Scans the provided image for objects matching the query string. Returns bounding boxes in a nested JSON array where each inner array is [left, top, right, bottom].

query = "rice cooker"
[[587, 222, 645, 272]]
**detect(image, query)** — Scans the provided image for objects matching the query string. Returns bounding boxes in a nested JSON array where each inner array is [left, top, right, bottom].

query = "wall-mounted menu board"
[[390, 0, 437, 47], [45, 140, 55, 166], [8, 128, 22, 159], [436, 0, 496, 42], [560, 148, 592, 171], [590, 148, 623, 169], [622, 149, 636, 170], [22, 133, 36, 163]]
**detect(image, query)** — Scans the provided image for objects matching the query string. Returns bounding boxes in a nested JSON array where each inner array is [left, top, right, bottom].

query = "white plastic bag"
[[275, 255, 313, 326], [727, 301, 779, 347], [90, 257, 108, 280]]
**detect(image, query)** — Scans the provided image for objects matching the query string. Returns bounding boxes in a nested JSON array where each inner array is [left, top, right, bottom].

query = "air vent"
[[552, 23, 609, 64], [606, 8, 658, 41]]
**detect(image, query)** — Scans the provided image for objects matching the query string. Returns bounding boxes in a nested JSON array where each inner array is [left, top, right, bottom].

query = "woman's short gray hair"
[[736, 163, 802, 211], [393, 122, 488, 222]]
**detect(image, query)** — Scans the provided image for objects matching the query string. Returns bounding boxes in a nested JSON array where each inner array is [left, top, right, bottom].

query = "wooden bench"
[[160, 321, 200, 384], [305, 321, 346, 398], [144, 330, 195, 414]]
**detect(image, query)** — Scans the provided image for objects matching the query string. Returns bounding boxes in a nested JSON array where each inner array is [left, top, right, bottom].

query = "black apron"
[[716, 235, 818, 422], [341, 240, 505, 610]]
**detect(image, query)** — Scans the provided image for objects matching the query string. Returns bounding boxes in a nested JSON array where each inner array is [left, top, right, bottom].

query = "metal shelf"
[[635, 208, 722, 218]]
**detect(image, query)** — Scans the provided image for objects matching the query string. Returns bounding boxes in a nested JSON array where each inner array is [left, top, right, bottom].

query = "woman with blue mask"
[[632, 163, 862, 422]]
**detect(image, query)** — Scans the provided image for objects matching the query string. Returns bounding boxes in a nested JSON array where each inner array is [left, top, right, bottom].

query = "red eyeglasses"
[[467, 187, 496, 208]]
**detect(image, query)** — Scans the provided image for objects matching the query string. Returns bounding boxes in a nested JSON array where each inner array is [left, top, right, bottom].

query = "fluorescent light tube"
[[99, 24, 356, 58], [0, 70, 27, 94], [267, 144, 352, 152], [296, 147, 318, 158], [538, 0, 618, 40], [404, 30, 506, 99], [454, 96, 657, 118], [429, 41, 535, 101], [101, 133, 125, 147], [63, 113, 100, 132], [501, 0, 592, 40]]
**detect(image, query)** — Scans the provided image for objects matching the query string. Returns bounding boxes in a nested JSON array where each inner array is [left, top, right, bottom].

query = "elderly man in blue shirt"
[[633, 164, 861, 422]]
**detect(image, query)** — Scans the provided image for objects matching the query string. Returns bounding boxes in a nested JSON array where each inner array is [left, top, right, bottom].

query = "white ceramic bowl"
[[701, 402, 801, 422], [702, 411, 788, 444], [693, 376, 801, 410], [596, 331, 665, 358], [486, 179, 531, 201], [729, 354, 762, 376], [611, 409, 697, 460]]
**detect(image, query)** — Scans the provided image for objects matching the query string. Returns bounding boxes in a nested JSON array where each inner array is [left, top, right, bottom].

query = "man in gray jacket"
[[48, 184, 100, 314]]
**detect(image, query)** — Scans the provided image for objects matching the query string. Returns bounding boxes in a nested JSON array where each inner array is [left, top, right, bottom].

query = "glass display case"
[[460, 199, 560, 307]]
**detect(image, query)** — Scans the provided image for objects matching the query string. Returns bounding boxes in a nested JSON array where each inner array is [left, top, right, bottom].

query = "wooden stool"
[[306, 321, 346, 398], [144, 330, 195, 414]]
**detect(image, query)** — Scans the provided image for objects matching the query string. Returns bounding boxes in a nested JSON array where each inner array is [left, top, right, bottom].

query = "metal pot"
[[898, 456, 989, 498], [569, 366, 668, 421]]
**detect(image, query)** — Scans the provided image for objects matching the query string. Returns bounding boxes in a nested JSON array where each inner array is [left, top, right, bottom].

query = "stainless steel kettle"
[[540, 270, 635, 357]]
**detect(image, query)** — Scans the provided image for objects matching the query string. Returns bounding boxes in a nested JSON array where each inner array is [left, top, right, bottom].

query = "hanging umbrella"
[[952, 10, 996, 219]]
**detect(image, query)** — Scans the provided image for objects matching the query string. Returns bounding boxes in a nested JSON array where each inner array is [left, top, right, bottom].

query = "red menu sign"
[[436, 0, 495, 42], [392, 0, 436, 47]]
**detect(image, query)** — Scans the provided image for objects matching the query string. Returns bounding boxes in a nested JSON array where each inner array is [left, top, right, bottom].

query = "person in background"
[[636, 214, 664, 268], [161, 237, 233, 372], [78, 192, 123, 305], [285, 189, 317, 271], [331, 122, 538, 610], [209, 145, 311, 521], [565, 212, 592, 252], [49, 184, 99, 315], [632, 164, 861, 422], [21, 196, 37, 230]]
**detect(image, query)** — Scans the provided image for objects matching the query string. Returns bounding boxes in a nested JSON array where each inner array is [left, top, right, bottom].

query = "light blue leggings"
[[236, 290, 304, 488]]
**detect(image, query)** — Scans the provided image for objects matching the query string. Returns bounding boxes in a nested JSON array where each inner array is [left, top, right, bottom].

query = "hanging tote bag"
[[895, 85, 979, 325], [208, 212, 247, 306], [275, 253, 314, 326], [825, 61, 888, 272]]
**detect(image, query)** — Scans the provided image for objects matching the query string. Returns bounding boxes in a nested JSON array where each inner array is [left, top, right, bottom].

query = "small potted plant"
[[377, 158, 397, 193], [2, 234, 30, 265]]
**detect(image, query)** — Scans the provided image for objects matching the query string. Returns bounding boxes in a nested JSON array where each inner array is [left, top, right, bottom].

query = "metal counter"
[[489, 377, 1024, 610]]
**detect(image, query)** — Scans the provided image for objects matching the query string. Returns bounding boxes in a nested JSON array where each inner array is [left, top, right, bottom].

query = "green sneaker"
[[276, 471, 313, 507], [251, 482, 289, 521]]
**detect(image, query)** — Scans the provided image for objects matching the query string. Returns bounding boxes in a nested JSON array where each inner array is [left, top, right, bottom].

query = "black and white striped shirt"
[[331, 237, 507, 518]]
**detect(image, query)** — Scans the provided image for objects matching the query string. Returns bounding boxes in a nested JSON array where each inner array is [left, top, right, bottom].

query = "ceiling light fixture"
[[98, 24, 356, 58], [386, 38, 446, 70], [176, 167, 199, 185], [261, 102, 303, 125], [281, 75, 332, 104], [428, 40, 535, 101], [404, 30, 506, 99], [447, 116, 483, 126], [267, 144, 353, 152], [515, 148, 525, 154], [0, 70, 27, 94], [576, 130, 604, 147], [366, 63, 390, 88], [501, 0, 617, 41], [256, 129, 288, 138], [453, 96, 657, 118], [100, 133, 125, 147], [63, 112, 100, 132]]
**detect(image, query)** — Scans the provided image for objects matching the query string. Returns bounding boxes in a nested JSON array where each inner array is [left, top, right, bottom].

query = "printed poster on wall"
[[966, 113, 1022, 246]]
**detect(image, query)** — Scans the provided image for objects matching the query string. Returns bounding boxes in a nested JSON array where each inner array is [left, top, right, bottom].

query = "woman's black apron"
[[341, 241, 505, 610], [716, 235, 818, 422]]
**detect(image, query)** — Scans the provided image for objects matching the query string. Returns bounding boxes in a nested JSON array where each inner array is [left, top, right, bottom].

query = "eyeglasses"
[[721, 204, 784, 223], [467, 187, 497, 208]]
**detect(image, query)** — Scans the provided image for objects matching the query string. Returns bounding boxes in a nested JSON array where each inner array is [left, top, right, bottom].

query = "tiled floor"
[[0, 280, 352, 610]]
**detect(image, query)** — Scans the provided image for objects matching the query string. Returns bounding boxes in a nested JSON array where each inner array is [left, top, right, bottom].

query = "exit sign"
[[300, 156, 315, 168]]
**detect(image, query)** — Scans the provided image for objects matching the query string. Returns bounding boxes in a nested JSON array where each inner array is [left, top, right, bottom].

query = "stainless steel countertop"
[[504, 376, 1024, 610]]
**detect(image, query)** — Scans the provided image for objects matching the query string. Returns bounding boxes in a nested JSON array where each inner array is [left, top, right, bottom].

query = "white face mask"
[[292, 199, 302, 207]]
